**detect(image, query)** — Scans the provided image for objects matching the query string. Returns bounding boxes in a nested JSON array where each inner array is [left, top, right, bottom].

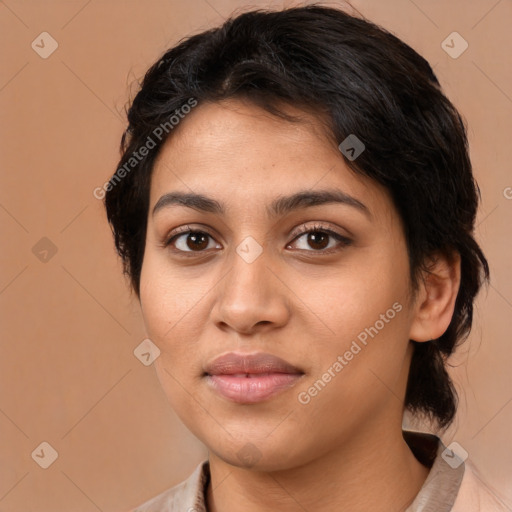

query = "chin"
[[209, 435, 310, 473]]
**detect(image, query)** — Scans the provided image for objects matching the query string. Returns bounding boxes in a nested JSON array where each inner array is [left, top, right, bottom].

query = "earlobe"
[[408, 251, 461, 343]]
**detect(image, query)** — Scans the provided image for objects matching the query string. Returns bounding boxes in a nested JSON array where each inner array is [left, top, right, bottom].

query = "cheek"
[[304, 250, 411, 388], [311, 252, 407, 336], [139, 267, 206, 415], [140, 253, 205, 338], [139, 258, 218, 389]]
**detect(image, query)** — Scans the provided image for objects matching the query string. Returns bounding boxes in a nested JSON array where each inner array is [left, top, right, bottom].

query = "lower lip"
[[206, 373, 303, 403]]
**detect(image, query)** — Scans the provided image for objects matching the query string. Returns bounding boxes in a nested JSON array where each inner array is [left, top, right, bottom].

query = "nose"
[[210, 242, 291, 336]]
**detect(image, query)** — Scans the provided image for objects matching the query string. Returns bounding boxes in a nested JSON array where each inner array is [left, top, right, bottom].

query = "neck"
[[206, 421, 431, 512]]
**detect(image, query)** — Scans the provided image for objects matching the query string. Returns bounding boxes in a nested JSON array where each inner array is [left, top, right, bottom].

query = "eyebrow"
[[152, 188, 372, 220]]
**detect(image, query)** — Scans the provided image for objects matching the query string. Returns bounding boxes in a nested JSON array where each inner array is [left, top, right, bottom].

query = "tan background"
[[0, 0, 511, 510]]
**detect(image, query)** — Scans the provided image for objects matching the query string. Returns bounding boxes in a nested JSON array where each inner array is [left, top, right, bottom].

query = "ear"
[[408, 251, 461, 343]]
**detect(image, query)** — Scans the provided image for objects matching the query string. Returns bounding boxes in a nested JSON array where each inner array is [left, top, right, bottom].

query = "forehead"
[[149, 99, 394, 222]]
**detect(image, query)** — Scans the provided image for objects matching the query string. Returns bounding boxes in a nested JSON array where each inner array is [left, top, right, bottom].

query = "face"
[[139, 99, 419, 471]]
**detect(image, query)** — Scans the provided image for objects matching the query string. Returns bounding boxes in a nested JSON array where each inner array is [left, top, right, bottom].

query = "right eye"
[[165, 227, 222, 254]]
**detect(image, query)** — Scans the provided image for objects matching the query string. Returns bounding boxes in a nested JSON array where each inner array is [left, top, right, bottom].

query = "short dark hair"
[[104, 4, 489, 430]]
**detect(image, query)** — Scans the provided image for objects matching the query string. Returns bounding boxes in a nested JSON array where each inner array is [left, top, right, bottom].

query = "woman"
[[104, 5, 509, 511]]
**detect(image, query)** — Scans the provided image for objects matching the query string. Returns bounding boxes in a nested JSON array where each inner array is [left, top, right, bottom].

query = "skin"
[[139, 98, 461, 512]]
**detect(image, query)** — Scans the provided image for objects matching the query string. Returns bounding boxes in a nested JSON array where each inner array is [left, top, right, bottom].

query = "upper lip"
[[204, 352, 303, 376]]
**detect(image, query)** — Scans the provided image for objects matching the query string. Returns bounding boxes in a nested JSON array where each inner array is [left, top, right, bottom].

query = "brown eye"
[[165, 224, 351, 257], [167, 230, 219, 253], [288, 225, 352, 253], [305, 231, 330, 250], [184, 232, 210, 251]]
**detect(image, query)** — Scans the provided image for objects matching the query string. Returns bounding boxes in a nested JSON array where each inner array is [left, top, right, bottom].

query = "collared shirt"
[[131, 430, 509, 511]]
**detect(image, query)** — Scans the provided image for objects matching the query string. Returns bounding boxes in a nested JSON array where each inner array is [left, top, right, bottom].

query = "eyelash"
[[164, 223, 352, 256]]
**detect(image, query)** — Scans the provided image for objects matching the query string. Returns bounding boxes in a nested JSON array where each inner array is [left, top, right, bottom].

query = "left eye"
[[288, 227, 352, 253]]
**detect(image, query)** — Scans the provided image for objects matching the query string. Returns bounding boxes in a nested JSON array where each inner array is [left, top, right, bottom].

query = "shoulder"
[[127, 460, 210, 512], [402, 429, 511, 512], [451, 459, 511, 512]]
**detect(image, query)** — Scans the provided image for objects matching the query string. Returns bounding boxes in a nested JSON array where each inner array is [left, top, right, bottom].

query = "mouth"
[[204, 352, 305, 404]]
